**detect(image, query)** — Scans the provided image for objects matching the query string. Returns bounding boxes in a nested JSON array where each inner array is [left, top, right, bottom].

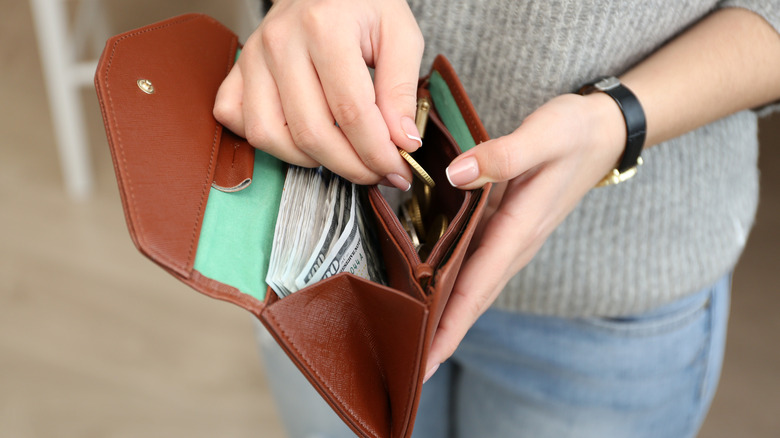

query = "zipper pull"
[[415, 96, 431, 139]]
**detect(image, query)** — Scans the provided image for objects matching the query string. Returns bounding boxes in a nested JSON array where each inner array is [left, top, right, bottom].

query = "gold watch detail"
[[595, 157, 643, 187]]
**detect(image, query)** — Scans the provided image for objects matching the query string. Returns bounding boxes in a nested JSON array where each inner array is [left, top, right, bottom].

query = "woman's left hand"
[[422, 5, 780, 382], [424, 92, 627, 381]]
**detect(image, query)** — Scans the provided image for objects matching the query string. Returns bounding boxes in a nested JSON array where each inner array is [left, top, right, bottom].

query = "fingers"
[[213, 63, 246, 136], [215, 0, 424, 189], [444, 122, 558, 190], [423, 203, 544, 382], [267, 46, 388, 184], [423, 224, 514, 381], [424, 171, 554, 381], [243, 51, 323, 168], [306, 30, 414, 184], [374, 11, 425, 152], [214, 47, 320, 168], [444, 137, 528, 190]]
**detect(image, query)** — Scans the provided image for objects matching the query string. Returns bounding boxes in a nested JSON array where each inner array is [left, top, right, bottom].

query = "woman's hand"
[[213, 0, 424, 190], [423, 7, 780, 380], [424, 92, 627, 381]]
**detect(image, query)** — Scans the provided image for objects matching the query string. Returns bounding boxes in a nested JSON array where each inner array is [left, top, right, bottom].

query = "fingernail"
[[386, 173, 411, 192], [401, 116, 422, 148], [445, 156, 479, 187], [378, 178, 393, 188], [423, 363, 440, 383]]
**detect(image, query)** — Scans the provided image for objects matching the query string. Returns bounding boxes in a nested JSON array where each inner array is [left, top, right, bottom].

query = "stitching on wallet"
[[264, 309, 381, 438], [103, 15, 225, 272], [370, 195, 425, 298], [397, 310, 425, 438], [186, 33, 240, 268]]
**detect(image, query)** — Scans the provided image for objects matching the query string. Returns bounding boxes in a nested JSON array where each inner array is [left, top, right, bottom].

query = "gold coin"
[[425, 214, 449, 245], [413, 181, 433, 216], [400, 204, 421, 248], [398, 149, 435, 187], [406, 197, 425, 237]]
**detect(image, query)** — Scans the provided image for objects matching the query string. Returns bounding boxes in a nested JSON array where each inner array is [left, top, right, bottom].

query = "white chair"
[[30, 0, 261, 200], [30, 0, 107, 199]]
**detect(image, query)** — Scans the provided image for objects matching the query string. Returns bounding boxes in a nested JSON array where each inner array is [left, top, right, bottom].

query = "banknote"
[[266, 166, 384, 298], [294, 176, 344, 290]]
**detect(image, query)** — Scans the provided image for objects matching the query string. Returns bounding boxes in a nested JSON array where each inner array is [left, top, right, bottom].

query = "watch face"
[[595, 76, 620, 91]]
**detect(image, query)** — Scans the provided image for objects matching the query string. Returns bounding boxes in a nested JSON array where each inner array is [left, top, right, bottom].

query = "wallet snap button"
[[137, 79, 155, 94]]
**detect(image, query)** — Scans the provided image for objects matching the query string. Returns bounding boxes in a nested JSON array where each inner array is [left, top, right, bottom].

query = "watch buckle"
[[595, 157, 644, 187]]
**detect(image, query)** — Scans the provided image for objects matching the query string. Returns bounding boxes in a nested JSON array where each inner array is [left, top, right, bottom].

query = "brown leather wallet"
[[95, 14, 491, 438]]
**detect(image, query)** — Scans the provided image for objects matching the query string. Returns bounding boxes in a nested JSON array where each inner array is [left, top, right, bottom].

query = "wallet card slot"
[[413, 111, 465, 219], [411, 111, 485, 277], [212, 129, 255, 193], [192, 150, 286, 301]]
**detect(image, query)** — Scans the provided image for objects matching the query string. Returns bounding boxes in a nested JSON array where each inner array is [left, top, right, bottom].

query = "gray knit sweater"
[[258, 0, 779, 316], [407, 0, 780, 317]]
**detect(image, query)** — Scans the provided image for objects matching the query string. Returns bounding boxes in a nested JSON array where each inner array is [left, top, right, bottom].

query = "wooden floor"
[[1, 1, 778, 436]]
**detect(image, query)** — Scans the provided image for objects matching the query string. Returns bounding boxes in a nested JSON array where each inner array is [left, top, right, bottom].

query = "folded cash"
[[266, 166, 385, 298]]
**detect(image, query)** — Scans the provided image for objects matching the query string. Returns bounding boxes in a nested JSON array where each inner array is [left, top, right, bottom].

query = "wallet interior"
[[184, 70, 483, 437], [191, 69, 479, 303]]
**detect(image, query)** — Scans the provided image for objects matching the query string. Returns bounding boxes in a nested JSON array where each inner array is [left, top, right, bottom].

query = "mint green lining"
[[193, 151, 285, 300], [428, 71, 476, 152]]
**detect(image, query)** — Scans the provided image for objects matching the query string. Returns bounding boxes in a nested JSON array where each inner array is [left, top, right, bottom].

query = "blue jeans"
[[255, 274, 730, 438]]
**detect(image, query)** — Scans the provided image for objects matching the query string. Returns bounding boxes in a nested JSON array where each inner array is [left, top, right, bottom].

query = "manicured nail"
[[401, 116, 422, 148], [423, 363, 440, 383], [386, 173, 411, 192], [378, 178, 393, 188], [445, 156, 479, 187]]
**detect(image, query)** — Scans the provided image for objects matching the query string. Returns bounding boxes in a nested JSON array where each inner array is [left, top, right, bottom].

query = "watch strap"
[[579, 77, 646, 174]]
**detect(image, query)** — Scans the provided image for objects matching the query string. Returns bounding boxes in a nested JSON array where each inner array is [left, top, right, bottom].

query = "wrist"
[[579, 76, 646, 186], [581, 91, 629, 179]]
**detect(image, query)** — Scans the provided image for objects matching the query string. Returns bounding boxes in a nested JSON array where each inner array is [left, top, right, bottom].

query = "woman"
[[215, 1, 780, 436]]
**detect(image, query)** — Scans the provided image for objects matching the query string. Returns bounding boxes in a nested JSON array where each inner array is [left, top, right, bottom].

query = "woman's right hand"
[[213, 0, 424, 191]]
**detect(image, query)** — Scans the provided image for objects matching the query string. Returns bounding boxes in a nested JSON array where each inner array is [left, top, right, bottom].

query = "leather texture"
[[94, 14, 242, 277], [95, 14, 491, 438]]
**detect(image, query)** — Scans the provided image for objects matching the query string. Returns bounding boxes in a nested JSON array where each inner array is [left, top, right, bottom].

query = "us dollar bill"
[[266, 166, 385, 298], [294, 178, 346, 290], [307, 184, 368, 284]]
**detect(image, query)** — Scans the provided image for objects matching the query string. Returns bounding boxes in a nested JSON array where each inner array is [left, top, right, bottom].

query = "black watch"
[[579, 77, 646, 179]]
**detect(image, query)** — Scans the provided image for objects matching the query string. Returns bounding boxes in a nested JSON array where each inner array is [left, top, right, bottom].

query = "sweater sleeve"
[[718, 0, 780, 116]]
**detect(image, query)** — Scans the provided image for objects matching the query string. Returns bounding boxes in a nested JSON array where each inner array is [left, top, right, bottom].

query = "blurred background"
[[1, 0, 777, 436]]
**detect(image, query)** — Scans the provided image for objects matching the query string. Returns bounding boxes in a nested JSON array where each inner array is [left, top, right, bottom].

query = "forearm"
[[620, 7, 780, 148]]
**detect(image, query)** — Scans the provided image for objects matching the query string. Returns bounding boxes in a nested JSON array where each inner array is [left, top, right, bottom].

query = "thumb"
[[373, 15, 424, 152], [445, 135, 533, 189]]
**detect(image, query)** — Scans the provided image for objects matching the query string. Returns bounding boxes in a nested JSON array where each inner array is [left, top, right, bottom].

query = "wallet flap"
[[95, 14, 240, 277], [261, 274, 428, 438]]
